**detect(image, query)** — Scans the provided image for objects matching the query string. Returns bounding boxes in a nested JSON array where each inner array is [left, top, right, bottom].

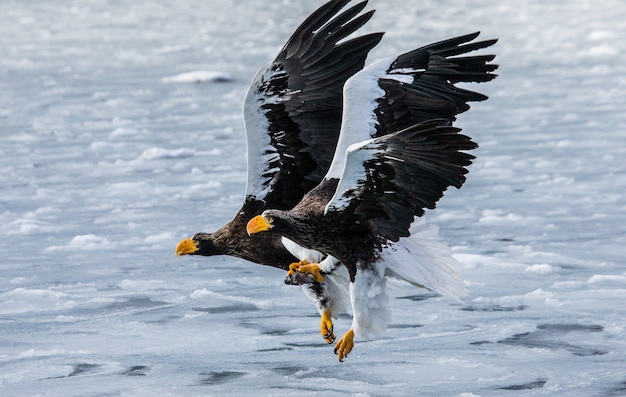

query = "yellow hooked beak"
[[176, 238, 199, 256], [246, 215, 272, 235]]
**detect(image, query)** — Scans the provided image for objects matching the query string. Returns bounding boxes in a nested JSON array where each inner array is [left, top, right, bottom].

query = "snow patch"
[[118, 279, 165, 290], [137, 147, 197, 161], [109, 127, 144, 138], [144, 231, 175, 244], [46, 234, 116, 251], [162, 70, 233, 84], [478, 209, 540, 225], [452, 253, 492, 269], [522, 289, 563, 306], [0, 288, 77, 314], [587, 30, 616, 41], [588, 273, 626, 284], [525, 264, 555, 274], [7, 218, 61, 235], [582, 44, 619, 57]]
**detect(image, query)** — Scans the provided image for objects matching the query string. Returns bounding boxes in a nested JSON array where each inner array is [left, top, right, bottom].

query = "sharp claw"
[[334, 329, 355, 362], [287, 260, 308, 277], [320, 310, 335, 343], [322, 327, 335, 344], [299, 264, 324, 283], [286, 260, 323, 283]]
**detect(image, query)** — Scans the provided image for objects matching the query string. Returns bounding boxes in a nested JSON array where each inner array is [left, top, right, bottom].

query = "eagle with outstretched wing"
[[176, 0, 382, 343], [246, 29, 498, 360], [176, 0, 497, 360]]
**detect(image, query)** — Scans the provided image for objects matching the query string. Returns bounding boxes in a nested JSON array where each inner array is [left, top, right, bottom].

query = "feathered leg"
[[334, 262, 390, 361], [293, 265, 350, 344]]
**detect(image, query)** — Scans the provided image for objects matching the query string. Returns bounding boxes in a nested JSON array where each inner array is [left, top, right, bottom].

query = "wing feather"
[[326, 119, 477, 242], [244, 0, 383, 209], [325, 32, 497, 180]]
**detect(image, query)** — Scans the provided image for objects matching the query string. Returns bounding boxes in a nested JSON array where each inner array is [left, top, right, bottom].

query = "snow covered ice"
[[1, 0, 626, 396]]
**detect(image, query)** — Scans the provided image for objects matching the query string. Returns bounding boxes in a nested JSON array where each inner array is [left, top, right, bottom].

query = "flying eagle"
[[246, 31, 498, 360], [176, 0, 383, 342], [176, 0, 497, 358]]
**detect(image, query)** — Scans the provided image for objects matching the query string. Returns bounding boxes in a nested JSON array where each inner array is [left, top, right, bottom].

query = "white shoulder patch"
[[324, 138, 381, 215], [325, 57, 396, 180], [242, 64, 283, 200], [281, 237, 325, 263], [322, 56, 418, 214]]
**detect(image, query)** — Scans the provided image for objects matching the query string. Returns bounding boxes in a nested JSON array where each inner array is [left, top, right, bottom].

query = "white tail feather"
[[384, 219, 469, 302]]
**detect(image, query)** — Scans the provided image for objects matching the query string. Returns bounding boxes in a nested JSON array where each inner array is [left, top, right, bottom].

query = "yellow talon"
[[299, 263, 323, 283], [287, 260, 308, 276], [320, 310, 335, 344], [334, 329, 355, 362], [287, 260, 324, 283]]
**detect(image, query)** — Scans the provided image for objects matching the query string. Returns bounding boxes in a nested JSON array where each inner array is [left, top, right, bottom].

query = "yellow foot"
[[287, 260, 323, 283], [334, 329, 355, 362], [287, 260, 308, 276], [320, 310, 335, 344]]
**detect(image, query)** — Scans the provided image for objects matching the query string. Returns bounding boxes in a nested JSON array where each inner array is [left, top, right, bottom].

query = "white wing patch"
[[323, 56, 415, 211], [324, 138, 382, 215], [326, 56, 401, 179], [243, 64, 300, 200], [281, 237, 325, 264]]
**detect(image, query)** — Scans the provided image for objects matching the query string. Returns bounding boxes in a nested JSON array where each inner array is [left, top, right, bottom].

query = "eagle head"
[[176, 233, 225, 256]]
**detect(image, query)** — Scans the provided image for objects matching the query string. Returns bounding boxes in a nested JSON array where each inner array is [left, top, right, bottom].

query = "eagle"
[[176, 0, 383, 343], [177, 0, 498, 359], [245, 29, 498, 360]]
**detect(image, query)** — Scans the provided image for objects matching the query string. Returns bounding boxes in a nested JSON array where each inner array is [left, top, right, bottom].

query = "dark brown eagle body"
[[192, 198, 297, 269], [265, 177, 381, 280], [177, 0, 384, 270]]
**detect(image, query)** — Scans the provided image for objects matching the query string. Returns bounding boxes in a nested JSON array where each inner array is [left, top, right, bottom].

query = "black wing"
[[326, 119, 477, 242], [244, 0, 384, 210], [373, 32, 498, 136], [324, 31, 496, 180], [323, 33, 497, 241]]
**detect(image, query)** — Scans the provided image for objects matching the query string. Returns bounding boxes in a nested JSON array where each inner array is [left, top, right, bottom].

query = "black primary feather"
[[250, 1, 384, 210], [349, 119, 478, 242], [372, 32, 498, 137]]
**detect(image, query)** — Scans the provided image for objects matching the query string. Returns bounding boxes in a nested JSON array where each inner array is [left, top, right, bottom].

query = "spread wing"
[[326, 119, 477, 242], [323, 32, 498, 241], [325, 32, 497, 179], [243, 0, 384, 210]]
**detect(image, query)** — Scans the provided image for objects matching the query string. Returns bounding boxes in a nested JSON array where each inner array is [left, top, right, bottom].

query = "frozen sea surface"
[[1, 1, 626, 396]]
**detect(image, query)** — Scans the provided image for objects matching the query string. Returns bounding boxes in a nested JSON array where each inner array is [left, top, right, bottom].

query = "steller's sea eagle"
[[246, 28, 498, 359], [177, 0, 497, 356], [176, 0, 383, 343], [176, 0, 382, 264]]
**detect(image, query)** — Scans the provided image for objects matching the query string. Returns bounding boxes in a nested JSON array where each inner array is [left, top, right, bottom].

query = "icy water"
[[2, 1, 626, 396]]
